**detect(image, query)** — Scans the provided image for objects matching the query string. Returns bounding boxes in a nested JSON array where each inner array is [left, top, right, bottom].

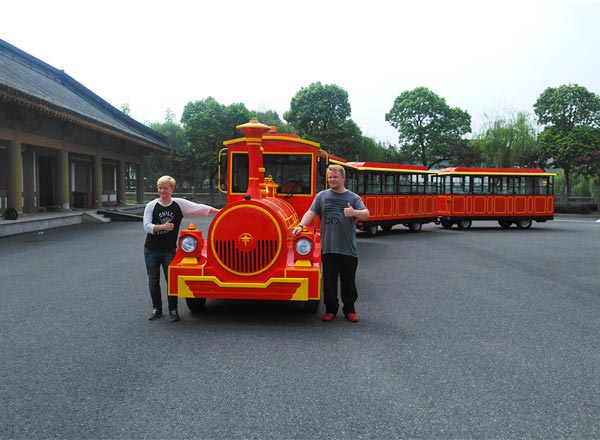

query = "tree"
[[120, 103, 131, 116], [254, 110, 296, 134], [385, 87, 471, 168], [180, 97, 251, 202], [284, 82, 362, 159], [476, 111, 541, 168], [149, 120, 186, 189], [534, 84, 600, 198]]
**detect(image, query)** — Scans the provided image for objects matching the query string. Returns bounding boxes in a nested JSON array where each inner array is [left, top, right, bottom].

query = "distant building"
[[0, 38, 170, 213]]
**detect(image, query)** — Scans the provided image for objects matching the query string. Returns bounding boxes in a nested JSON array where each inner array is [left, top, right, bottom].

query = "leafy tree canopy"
[[475, 111, 541, 168], [284, 82, 362, 159], [534, 83, 600, 197], [180, 97, 251, 194], [385, 87, 471, 168]]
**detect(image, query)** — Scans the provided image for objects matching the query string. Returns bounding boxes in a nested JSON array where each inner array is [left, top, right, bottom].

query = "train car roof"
[[340, 160, 432, 173], [437, 167, 556, 176], [224, 133, 321, 149]]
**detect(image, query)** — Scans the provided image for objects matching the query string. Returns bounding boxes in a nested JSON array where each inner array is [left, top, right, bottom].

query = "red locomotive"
[[168, 120, 325, 313]]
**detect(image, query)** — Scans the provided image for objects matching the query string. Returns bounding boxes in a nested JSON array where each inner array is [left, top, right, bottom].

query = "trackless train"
[[168, 119, 555, 312]]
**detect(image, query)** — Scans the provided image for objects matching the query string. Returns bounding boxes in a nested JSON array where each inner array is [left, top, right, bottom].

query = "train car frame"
[[436, 167, 555, 229]]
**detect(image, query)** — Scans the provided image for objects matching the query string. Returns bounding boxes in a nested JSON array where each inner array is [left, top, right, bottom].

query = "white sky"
[[2, 0, 600, 145]]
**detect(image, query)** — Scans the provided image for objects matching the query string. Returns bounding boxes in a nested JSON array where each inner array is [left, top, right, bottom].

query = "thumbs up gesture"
[[163, 218, 174, 232], [344, 202, 354, 217]]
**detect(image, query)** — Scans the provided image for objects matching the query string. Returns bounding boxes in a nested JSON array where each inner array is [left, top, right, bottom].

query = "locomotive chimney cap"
[[236, 119, 271, 132]]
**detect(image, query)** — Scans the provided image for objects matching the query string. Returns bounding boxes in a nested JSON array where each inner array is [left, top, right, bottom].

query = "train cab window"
[[264, 153, 312, 194], [229, 153, 312, 194], [230, 153, 249, 193]]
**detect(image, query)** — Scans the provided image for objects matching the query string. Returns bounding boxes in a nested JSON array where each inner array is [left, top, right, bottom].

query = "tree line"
[[142, 82, 600, 200]]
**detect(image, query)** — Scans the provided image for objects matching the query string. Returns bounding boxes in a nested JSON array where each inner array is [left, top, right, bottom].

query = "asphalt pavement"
[[1, 214, 599, 439]]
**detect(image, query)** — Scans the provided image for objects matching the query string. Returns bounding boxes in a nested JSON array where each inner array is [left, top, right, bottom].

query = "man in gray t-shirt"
[[293, 165, 369, 323]]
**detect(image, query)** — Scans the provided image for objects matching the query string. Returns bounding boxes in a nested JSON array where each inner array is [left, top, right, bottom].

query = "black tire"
[[441, 219, 453, 229], [498, 220, 512, 229], [365, 224, 378, 237], [304, 300, 320, 314], [457, 220, 472, 230], [408, 222, 422, 232], [186, 297, 206, 313], [516, 219, 532, 229]]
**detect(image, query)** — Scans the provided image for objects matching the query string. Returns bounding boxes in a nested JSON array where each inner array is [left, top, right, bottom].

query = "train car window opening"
[[218, 149, 228, 192], [398, 174, 411, 194], [346, 169, 359, 193], [384, 174, 395, 194]]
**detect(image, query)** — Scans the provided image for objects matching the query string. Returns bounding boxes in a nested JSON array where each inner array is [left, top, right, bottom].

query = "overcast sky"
[[2, 0, 599, 144]]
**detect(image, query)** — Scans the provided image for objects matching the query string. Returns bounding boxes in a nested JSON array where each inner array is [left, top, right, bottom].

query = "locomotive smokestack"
[[237, 119, 271, 200]]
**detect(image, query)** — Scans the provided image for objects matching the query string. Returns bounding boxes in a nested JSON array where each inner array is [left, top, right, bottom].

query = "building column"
[[57, 148, 70, 210], [117, 160, 126, 206], [22, 150, 35, 213], [136, 162, 145, 204], [7, 126, 23, 212], [93, 153, 102, 208]]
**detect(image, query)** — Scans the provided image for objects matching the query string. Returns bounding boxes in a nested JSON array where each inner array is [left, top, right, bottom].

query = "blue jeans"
[[144, 247, 177, 311]]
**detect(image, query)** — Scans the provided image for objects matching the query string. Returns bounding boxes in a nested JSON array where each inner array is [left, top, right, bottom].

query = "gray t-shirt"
[[310, 189, 367, 257]]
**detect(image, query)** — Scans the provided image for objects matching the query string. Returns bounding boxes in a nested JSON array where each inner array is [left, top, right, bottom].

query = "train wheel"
[[498, 220, 512, 229], [441, 219, 454, 229], [365, 224, 378, 237], [304, 300, 320, 314], [408, 222, 422, 232], [457, 220, 472, 229], [186, 297, 207, 313], [516, 219, 532, 229]]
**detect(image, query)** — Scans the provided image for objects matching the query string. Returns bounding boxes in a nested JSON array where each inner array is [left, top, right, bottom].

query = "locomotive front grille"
[[215, 239, 279, 274]]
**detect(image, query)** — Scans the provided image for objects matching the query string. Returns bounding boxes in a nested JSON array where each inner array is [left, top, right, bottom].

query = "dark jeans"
[[144, 247, 177, 311], [322, 253, 358, 315]]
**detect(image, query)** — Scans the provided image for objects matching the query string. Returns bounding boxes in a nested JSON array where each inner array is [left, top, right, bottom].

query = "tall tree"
[[181, 97, 251, 202], [284, 82, 362, 159], [385, 87, 471, 168], [534, 83, 600, 198], [476, 111, 540, 168]]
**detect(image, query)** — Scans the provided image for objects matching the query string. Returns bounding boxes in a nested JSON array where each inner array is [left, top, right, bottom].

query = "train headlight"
[[295, 237, 313, 256], [181, 235, 198, 253]]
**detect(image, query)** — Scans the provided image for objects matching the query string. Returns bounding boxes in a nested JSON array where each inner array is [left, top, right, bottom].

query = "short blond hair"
[[157, 175, 176, 188], [327, 164, 345, 178]]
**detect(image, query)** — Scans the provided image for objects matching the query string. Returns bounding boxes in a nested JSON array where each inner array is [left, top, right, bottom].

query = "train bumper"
[[168, 266, 321, 301]]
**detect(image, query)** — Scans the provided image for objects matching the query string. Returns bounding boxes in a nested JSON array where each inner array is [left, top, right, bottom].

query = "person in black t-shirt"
[[143, 176, 220, 322]]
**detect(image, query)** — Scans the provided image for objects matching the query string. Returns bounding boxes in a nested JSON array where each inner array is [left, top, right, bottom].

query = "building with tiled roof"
[[0, 38, 170, 213]]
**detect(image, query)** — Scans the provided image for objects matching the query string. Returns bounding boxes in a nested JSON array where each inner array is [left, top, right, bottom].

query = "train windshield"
[[230, 153, 313, 194]]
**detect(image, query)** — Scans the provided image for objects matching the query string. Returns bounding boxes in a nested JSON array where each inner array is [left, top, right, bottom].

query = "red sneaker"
[[322, 312, 335, 322], [345, 312, 359, 323]]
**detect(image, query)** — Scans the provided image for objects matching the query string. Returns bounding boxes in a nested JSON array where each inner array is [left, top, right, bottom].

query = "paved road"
[[1, 215, 599, 439]]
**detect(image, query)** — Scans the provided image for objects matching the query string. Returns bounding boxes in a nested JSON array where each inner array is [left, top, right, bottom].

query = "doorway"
[[38, 155, 55, 208]]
